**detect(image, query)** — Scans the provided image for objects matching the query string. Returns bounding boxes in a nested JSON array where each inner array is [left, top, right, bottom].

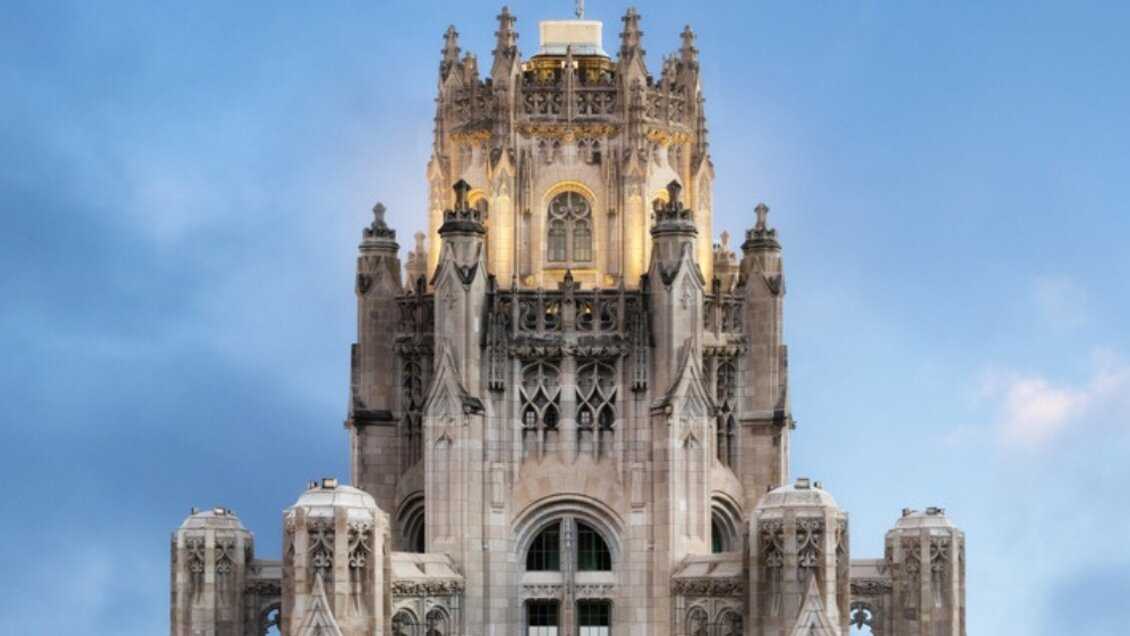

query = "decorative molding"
[[391, 579, 465, 598], [851, 578, 893, 596], [671, 577, 744, 597]]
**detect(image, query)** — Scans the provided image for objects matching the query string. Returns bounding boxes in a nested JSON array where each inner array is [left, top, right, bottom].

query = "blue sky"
[[2, 1, 1128, 633]]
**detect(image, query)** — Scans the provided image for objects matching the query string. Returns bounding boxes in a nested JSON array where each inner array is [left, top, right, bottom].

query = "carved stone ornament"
[[392, 579, 465, 598], [517, 122, 620, 141], [671, 577, 744, 597], [245, 579, 283, 597], [520, 583, 564, 599], [575, 583, 615, 599], [851, 578, 893, 596]]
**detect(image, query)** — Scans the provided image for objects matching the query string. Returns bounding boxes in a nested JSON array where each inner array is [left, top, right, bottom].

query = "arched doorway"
[[519, 515, 616, 636]]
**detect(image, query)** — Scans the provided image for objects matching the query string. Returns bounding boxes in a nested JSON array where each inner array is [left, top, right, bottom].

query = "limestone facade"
[[170, 7, 965, 636]]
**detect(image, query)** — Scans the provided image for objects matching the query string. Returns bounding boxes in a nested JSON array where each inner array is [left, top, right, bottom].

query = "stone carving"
[[672, 577, 744, 597], [308, 519, 335, 579], [186, 536, 205, 601], [852, 578, 893, 596], [215, 538, 235, 576], [520, 583, 563, 599], [348, 521, 372, 571], [797, 518, 824, 574], [575, 583, 615, 599], [392, 579, 464, 597]]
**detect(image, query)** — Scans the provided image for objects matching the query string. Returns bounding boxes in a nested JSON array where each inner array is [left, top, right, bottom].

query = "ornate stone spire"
[[680, 25, 698, 68], [440, 25, 461, 80], [619, 7, 644, 58], [493, 6, 518, 60]]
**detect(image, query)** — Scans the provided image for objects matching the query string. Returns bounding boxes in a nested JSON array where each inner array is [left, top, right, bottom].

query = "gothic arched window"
[[576, 358, 617, 458], [521, 517, 616, 635], [526, 524, 561, 571], [546, 191, 593, 265], [576, 522, 612, 571], [520, 358, 561, 460], [715, 358, 737, 468]]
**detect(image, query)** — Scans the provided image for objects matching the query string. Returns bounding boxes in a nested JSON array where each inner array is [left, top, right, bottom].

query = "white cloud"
[[982, 352, 1130, 448]]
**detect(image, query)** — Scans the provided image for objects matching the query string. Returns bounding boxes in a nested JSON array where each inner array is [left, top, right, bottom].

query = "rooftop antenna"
[[575, 0, 584, 19]]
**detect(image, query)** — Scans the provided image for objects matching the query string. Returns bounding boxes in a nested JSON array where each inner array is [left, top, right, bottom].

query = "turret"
[[281, 478, 391, 636], [347, 202, 402, 520], [751, 478, 850, 636], [648, 180, 703, 393], [644, 179, 711, 631], [885, 507, 966, 636], [736, 202, 790, 509], [170, 507, 253, 636]]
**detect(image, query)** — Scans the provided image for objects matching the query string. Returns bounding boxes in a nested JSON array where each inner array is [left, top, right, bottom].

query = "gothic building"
[[170, 7, 966, 636]]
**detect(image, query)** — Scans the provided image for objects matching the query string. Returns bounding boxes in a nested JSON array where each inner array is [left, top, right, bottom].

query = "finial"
[[494, 6, 518, 57], [680, 25, 698, 64], [720, 230, 730, 248], [440, 25, 461, 79], [575, 0, 584, 19], [754, 202, 769, 231], [620, 7, 644, 56], [666, 180, 683, 207], [363, 201, 396, 241], [414, 231, 426, 252], [453, 179, 471, 210]]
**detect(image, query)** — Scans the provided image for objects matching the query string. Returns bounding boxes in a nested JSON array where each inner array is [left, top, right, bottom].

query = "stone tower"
[[170, 7, 967, 635]]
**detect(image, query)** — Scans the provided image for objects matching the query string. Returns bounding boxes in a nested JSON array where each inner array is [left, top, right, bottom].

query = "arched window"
[[576, 358, 617, 459], [521, 515, 617, 635], [715, 358, 737, 468], [426, 608, 448, 636], [718, 610, 743, 636], [546, 191, 593, 265], [392, 610, 418, 636], [526, 523, 561, 571], [686, 607, 709, 636], [576, 522, 612, 571], [397, 494, 426, 553], [520, 357, 561, 460]]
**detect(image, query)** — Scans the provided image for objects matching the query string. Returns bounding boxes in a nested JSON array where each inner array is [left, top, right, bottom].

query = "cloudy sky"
[[2, 1, 1128, 634]]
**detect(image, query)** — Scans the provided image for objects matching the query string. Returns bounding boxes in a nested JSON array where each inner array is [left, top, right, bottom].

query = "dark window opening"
[[576, 522, 612, 571], [578, 600, 611, 636], [527, 523, 561, 571], [527, 600, 559, 636]]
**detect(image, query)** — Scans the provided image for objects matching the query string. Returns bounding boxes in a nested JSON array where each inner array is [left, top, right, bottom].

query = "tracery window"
[[426, 608, 448, 636], [521, 358, 561, 460], [715, 358, 737, 469], [576, 359, 617, 459], [401, 356, 426, 470], [546, 191, 593, 265], [392, 610, 417, 636], [686, 607, 709, 636]]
